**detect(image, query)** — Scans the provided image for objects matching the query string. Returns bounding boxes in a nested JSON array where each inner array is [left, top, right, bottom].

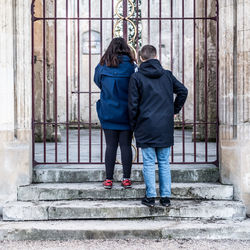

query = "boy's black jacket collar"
[[138, 59, 165, 78]]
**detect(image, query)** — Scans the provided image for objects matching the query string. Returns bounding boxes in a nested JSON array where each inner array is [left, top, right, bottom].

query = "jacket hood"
[[138, 59, 164, 78]]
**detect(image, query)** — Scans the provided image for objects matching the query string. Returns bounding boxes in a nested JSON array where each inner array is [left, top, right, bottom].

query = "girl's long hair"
[[100, 37, 136, 67]]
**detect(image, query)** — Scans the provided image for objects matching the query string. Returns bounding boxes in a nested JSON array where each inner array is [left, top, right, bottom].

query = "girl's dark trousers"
[[104, 129, 133, 180]]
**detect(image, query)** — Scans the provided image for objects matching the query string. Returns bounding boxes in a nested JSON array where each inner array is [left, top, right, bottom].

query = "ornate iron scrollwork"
[[113, 0, 137, 57]]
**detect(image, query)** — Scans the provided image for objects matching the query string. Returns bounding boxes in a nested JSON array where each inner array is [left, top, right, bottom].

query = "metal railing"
[[31, 0, 219, 166]]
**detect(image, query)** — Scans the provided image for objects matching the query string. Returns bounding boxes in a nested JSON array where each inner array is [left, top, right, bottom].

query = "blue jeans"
[[141, 147, 171, 198]]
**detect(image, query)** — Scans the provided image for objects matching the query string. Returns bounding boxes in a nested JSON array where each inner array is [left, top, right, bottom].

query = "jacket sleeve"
[[128, 74, 140, 131], [172, 73, 188, 114], [94, 64, 102, 89]]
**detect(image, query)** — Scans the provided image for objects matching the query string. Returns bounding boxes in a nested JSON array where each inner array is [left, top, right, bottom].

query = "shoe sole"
[[141, 201, 155, 208], [160, 202, 171, 207], [103, 186, 112, 189], [122, 185, 132, 189]]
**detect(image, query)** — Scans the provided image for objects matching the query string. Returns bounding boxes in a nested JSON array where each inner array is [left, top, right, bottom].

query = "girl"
[[94, 37, 136, 189]]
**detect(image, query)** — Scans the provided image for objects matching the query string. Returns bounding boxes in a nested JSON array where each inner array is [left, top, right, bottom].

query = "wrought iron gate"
[[31, 0, 219, 166]]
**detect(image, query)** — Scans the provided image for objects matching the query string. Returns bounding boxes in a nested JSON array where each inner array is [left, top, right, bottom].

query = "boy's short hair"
[[140, 45, 157, 60]]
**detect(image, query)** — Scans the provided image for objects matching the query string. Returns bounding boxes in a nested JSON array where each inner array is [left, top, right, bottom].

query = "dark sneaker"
[[141, 197, 155, 207], [160, 197, 171, 207], [121, 179, 132, 189], [103, 179, 113, 189]]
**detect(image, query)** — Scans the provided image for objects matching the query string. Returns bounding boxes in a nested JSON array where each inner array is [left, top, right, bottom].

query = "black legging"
[[104, 129, 133, 180]]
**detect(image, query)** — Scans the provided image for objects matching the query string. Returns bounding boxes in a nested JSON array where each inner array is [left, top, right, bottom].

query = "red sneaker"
[[103, 179, 113, 189], [121, 179, 132, 189]]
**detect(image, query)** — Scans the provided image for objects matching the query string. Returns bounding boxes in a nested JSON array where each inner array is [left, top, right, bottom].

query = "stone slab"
[[1, 219, 250, 241], [2, 201, 51, 221], [33, 164, 219, 183], [17, 182, 233, 201], [2, 200, 246, 221]]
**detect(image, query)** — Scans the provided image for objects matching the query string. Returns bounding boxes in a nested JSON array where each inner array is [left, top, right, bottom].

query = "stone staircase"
[[2, 164, 246, 221], [1, 164, 248, 240]]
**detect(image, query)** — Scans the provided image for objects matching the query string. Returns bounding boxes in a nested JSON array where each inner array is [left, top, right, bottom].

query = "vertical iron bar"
[[77, 0, 80, 163], [43, 0, 47, 163], [112, 0, 114, 38], [136, 0, 139, 53], [54, 0, 58, 162], [170, 0, 174, 162], [170, 0, 173, 71], [31, 1, 35, 166], [159, 0, 162, 62], [66, 0, 69, 163], [136, 147, 139, 163], [123, 0, 128, 41], [136, 0, 139, 163], [233, 0, 237, 139], [89, 0, 92, 162], [204, 0, 208, 162], [100, 0, 103, 162], [148, 0, 150, 43], [193, 0, 197, 162], [216, 0, 219, 165], [182, 0, 185, 162]]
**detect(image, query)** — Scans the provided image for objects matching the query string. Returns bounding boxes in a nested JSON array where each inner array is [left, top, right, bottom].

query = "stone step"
[[1, 219, 250, 241], [2, 200, 246, 221], [33, 164, 219, 183], [17, 183, 233, 201]]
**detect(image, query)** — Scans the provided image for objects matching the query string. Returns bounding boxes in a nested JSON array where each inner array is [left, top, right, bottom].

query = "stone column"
[[219, 0, 250, 215], [0, 1, 32, 212]]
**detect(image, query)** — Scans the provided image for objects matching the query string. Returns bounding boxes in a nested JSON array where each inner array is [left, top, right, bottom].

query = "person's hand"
[[174, 114, 177, 119]]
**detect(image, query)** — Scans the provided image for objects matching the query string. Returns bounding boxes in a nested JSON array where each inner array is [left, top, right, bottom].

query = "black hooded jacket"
[[128, 59, 188, 148]]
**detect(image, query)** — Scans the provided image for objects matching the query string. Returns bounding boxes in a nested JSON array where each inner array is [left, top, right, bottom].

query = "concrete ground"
[[35, 129, 216, 163], [1, 239, 250, 250]]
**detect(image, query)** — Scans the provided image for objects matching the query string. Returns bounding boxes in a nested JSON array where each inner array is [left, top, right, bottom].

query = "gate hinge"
[[213, 160, 219, 167], [32, 16, 39, 22], [33, 160, 39, 166]]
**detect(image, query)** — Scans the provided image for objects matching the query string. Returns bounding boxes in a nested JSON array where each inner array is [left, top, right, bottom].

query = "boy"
[[128, 45, 188, 207]]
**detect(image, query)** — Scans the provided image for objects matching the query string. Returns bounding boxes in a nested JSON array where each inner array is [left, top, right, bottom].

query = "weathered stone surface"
[[3, 201, 51, 221], [2, 200, 246, 221], [33, 164, 219, 183], [0, 0, 32, 205], [1, 219, 250, 241], [17, 183, 233, 201], [162, 219, 250, 240], [219, 0, 250, 215], [0, 201, 5, 217]]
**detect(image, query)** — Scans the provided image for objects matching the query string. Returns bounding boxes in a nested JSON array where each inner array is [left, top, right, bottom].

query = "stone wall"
[[219, 0, 250, 215], [0, 0, 32, 211]]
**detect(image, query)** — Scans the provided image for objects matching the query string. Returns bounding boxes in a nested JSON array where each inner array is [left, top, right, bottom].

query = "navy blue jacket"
[[128, 59, 188, 148], [94, 56, 135, 130]]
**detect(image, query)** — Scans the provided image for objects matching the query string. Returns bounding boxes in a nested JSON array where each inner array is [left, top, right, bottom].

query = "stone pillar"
[[219, 0, 250, 215], [0, 1, 32, 212]]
